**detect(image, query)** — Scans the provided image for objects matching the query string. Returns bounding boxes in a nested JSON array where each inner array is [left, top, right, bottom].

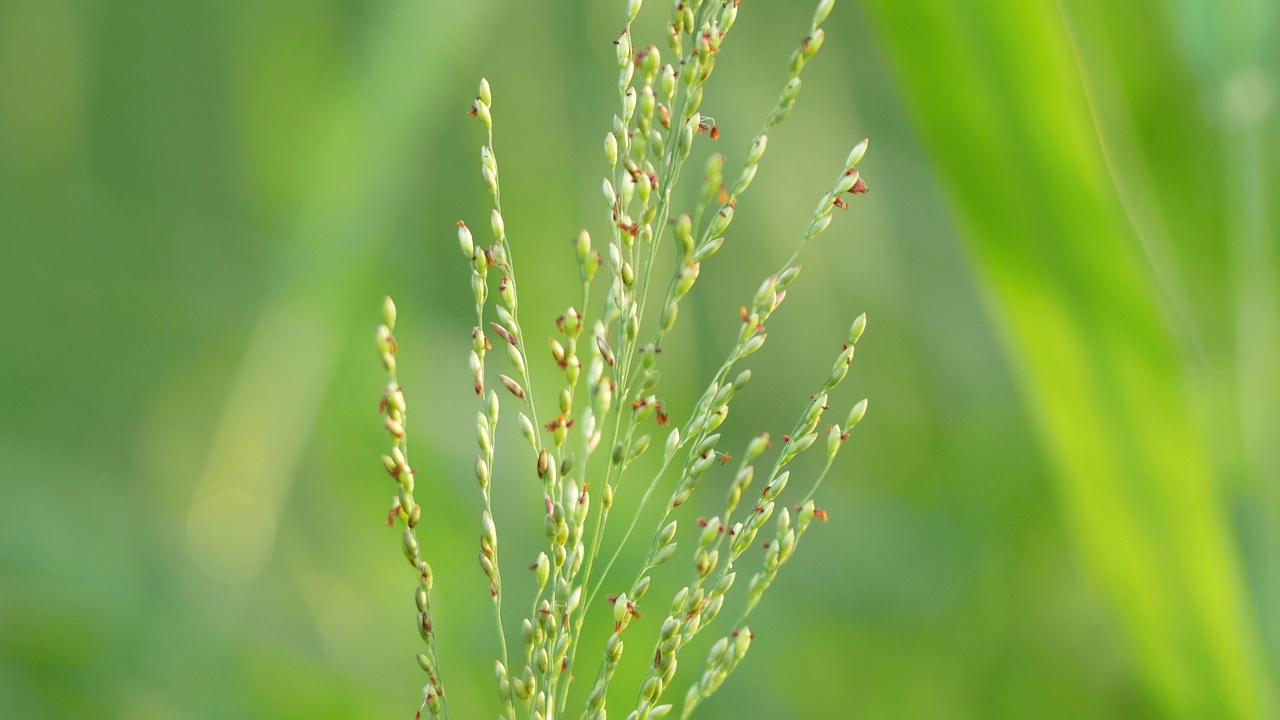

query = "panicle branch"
[[375, 297, 449, 720]]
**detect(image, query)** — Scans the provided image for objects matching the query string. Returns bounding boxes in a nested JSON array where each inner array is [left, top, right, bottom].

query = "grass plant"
[[373, 0, 874, 716]]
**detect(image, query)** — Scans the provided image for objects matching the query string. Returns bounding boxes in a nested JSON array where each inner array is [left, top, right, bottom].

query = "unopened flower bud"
[[623, 87, 637, 123], [850, 312, 867, 344], [700, 518, 720, 546], [402, 528, 419, 560], [741, 135, 767, 168], [763, 471, 789, 501], [813, 0, 835, 27], [664, 427, 681, 460], [706, 204, 737, 238], [613, 593, 631, 625], [481, 165, 498, 197], [659, 520, 678, 545], [674, 262, 700, 297], [499, 374, 526, 400], [835, 170, 861, 195], [596, 335, 616, 366], [660, 64, 676, 100], [846, 398, 868, 428], [691, 237, 724, 263], [632, 575, 651, 600], [381, 296, 397, 331], [519, 412, 536, 445], [535, 552, 551, 588], [605, 132, 619, 168], [490, 210, 505, 241], [616, 31, 632, 68], [827, 423, 844, 458], [846, 138, 869, 169], [481, 509, 497, 543], [803, 29, 825, 59]]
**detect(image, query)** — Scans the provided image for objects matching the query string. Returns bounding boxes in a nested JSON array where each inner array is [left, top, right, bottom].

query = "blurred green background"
[[2, 0, 1277, 717]]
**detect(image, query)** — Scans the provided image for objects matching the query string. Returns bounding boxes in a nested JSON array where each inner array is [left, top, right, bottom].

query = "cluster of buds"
[[724, 433, 771, 514], [832, 139, 871, 211], [583, 631, 626, 720], [679, 500, 818, 719], [375, 297, 446, 719], [683, 625, 754, 716], [628, 571, 733, 719], [738, 313, 870, 556], [463, 213, 510, 602], [635, 307, 870, 716], [465, 79, 548, 719], [526, 361, 593, 720], [610, 381, 772, 714], [468, 77, 494, 131], [471, 78, 614, 720], [592, 0, 751, 479], [635, 0, 851, 401], [691, 318, 871, 717]]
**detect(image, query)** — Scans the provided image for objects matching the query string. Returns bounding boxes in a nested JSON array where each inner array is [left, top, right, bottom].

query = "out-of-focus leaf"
[[862, 0, 1276, 715]]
